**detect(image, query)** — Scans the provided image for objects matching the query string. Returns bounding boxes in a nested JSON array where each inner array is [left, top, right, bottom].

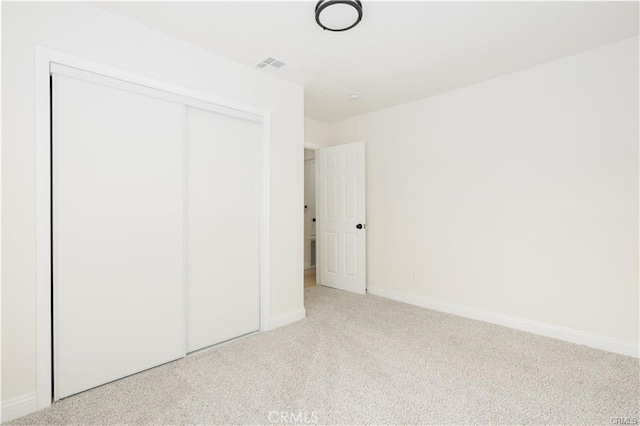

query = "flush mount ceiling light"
[[315, 0, 363, 32]]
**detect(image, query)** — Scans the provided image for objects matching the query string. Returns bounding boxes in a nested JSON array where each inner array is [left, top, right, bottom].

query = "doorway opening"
[[304, 147, 317, 288], [302, 140, 367, 294]]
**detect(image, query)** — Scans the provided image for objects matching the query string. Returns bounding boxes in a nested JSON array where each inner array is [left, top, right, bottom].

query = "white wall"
[[304, 117, 332, 147], [1, 2, 304, 402], [331, 37, 639, 347]]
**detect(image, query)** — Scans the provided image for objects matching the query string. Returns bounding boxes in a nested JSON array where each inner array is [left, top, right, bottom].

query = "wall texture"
[[330, 37, 639, 346], [1, 2, 304, 401]]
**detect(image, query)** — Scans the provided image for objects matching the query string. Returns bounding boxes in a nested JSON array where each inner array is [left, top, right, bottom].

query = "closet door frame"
[[34, 46, 272, 410]]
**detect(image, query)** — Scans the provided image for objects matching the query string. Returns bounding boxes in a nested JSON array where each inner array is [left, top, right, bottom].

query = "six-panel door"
[[317, 142, 367, 294]]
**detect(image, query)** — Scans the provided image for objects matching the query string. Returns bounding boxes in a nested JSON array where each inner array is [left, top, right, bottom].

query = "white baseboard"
[[367, 286, 639, 358], [304, 262, 311, 270], [1, 392, 38, 422], [270, 307, 306, 330]]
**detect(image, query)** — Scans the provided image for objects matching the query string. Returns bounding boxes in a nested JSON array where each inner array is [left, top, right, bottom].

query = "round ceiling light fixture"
[[315, 0, 363, 32]]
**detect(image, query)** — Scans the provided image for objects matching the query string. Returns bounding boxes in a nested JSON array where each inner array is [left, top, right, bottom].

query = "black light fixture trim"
[[315, 0, 363, 32]]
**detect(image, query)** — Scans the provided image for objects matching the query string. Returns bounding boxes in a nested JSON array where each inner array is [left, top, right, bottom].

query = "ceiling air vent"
[[256, 57, 286, 69]]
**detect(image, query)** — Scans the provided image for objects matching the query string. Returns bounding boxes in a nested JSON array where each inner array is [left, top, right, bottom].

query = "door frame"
[[304, 141, 367, 290], [35, 46, 272, 410], [304, 142, 321, 285], [303, 157, 316, 270]]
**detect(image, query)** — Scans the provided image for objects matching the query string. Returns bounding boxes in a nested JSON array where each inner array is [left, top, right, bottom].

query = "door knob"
[[356, 223, 365, 229]]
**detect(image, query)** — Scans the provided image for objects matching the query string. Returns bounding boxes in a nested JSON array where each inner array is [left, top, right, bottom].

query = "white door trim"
[[35, 45, 271, 411], [303, 142, 319, 283], [304, 141, 323, 150]]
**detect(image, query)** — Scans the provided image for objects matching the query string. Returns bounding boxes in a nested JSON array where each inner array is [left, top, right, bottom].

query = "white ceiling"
[[94, 1, 638, 123]]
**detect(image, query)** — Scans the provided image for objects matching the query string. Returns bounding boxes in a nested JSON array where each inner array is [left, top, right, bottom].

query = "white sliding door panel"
[[317, 142, 366, 294], [186, 107, 261, 353], [53, 75, 185, 399]]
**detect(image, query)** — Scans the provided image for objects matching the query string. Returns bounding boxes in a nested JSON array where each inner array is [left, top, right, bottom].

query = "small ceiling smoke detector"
[[315, 0, 363, 32], [256, 57, 287, 69], [350, 93, 360, 100]]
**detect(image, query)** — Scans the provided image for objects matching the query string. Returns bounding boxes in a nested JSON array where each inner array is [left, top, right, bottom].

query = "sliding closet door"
[[186, 107, 261, 352], [53, 74, 185, 399]]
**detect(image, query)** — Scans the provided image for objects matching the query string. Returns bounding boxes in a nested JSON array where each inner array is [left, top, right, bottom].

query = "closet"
[[51, 65, 262, 400]]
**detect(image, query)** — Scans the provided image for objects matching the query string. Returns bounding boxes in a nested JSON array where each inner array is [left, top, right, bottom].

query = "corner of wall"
[[270, 307, 306, 330]]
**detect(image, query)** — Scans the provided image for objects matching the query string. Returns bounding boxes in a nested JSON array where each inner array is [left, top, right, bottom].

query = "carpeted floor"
[[9, 286, 639, 425]]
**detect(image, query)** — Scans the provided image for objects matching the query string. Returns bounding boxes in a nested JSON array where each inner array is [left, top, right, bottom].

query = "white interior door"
[[317, 142, 366, 294], [53, 74, 185, 399], [186, 106, 261, 353]]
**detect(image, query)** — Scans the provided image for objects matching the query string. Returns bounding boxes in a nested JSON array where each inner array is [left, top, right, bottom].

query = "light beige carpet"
[[9, 286, 639, 425]]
